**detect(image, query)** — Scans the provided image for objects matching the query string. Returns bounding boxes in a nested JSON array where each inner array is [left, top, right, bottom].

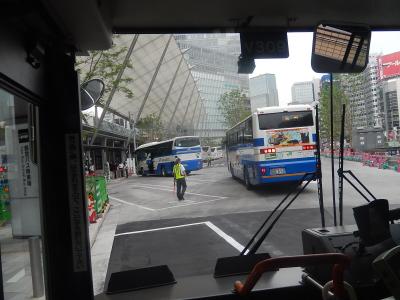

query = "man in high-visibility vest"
[[173, 157, 187, 200]]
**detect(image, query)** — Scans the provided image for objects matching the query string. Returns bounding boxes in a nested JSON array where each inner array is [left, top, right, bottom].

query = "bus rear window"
[[258, 111, 313, 130], [175, 137, 200, 147]]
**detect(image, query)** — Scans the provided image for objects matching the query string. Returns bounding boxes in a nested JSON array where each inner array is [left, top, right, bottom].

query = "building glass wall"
[[249, 74, 279, 112], [338, 55, 382, 130], [175, 34, 249, 140], [291, 81, 315, 105]]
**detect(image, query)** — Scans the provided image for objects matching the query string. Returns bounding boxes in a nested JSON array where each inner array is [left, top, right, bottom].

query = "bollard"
[[29, 236, 44, 298]]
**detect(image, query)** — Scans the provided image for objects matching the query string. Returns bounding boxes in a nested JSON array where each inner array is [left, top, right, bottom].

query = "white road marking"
[[132, 184, 227, 199], [157, 197, 226, 211], [186, 178, 221, 183], [114, 222, 207, 237], [114, 221, 245, 253], [7, 269, 25, 283], [204, 221, 244, 253], [109, 196, 155, 211]]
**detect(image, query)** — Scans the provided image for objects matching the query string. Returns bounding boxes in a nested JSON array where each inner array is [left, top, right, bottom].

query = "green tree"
[[218, 89, 251, 128], [136, 113, 164, 143], [75, 36, 134, 105], [319, 79, 352, 144]]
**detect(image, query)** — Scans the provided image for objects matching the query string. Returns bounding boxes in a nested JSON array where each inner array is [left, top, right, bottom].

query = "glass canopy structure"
[[79, 34, 204, 173], [102, 34, 204, 136]]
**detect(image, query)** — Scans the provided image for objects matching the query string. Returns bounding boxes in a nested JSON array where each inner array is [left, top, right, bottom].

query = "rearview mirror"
[[311, 22, 371, 73], [80, 79, 105, 110]]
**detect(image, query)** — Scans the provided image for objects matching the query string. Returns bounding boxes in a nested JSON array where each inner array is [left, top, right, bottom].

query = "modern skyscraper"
[[381, 78, 400, 131], [338, 54, 382, 130], [249, 74, 279, 112], [313, 78, 321, 102], [291, 81, 315, 105], [175, 34, 249, 140]]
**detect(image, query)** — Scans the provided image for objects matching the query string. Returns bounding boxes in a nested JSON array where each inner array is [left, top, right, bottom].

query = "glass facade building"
[[291, 81, 315, 105], [175, 34, 249, 140], [338, 55, 382, 129], [249, 74, 279, 112]]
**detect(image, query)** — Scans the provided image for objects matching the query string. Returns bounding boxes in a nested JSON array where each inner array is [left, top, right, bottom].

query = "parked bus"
[[226, 105, 317, 188], [135, 136, 202, 176], [210, 146, 223, 160]]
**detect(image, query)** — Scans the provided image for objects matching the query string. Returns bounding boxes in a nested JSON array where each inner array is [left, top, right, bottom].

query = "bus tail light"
[[260, 167, 267, 175], [260, 148, 276, 154], [302, 145, 316, 151]]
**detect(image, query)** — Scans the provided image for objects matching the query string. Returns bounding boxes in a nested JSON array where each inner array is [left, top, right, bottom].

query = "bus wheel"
[[161, 166, 167, 177], [244, 168, 253, 190]]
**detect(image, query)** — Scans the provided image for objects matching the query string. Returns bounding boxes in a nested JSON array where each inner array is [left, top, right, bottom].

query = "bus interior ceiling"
[[2, 0, 400, 300]]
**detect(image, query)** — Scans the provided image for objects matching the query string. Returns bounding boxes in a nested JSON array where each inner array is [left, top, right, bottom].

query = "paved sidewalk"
[[90, 202, 120, 295]]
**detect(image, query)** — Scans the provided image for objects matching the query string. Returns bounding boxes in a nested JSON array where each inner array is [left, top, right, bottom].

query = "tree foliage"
[[136, 113, 164, 143], [218, 89, 251, 128], [319, 79, 352, 144], [75, 36, 134, 105]]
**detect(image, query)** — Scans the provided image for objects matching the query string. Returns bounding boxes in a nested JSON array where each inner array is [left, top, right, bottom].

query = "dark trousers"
[[176, 178, 187, 200]]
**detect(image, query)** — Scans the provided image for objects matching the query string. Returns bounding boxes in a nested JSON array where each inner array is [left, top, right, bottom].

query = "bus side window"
[[244, 118, 253, 144]]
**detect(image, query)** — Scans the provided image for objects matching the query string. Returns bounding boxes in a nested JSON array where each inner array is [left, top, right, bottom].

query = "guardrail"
[[321, 150, 400, 172]]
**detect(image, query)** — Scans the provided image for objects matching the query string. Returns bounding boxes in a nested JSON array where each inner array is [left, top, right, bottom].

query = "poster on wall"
[[266, 128, 310, 147], [6, 124, 41, 237]]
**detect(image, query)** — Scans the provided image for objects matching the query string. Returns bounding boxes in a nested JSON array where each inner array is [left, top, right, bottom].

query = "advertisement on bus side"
[[266, 128, 310, 147]]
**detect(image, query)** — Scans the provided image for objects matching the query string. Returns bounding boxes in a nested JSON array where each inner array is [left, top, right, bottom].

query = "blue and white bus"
[[226, 105, 317, 189], [135, 136, 202, 176]]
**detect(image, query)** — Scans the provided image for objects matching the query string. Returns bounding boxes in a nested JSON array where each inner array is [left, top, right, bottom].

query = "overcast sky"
[[251, 31, 400, 106]]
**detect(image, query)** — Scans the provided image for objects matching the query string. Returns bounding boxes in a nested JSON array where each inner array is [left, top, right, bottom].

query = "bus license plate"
[[270, 168, 286, 175]]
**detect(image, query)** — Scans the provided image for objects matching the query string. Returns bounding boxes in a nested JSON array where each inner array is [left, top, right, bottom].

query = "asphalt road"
[[105, 156, 400, 256], [94, 157, 400, 295], [107, 157, 400, 226]]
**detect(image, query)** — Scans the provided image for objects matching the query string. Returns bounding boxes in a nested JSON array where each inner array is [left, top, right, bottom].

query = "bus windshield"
[[174, 137, 200, 147], [258, 110, 314, 130], [80, 31, 400, 299]]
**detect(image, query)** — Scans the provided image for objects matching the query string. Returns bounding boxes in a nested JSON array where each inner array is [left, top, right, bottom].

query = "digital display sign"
[[378, 51, 400, 79]]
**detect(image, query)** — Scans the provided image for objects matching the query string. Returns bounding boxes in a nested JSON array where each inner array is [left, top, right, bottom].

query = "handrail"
[[233, 253, 350, 298]]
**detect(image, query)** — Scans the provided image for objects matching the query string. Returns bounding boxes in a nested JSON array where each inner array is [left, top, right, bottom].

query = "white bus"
[[226, 105, 317, 189], [135, 136, 202, 176], [210, 146, 223, 159]]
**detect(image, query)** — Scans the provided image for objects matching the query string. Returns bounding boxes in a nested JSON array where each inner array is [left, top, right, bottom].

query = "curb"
[[90, 202, 111, 248]]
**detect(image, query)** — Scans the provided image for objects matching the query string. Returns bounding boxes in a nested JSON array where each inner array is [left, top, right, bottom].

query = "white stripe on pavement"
[[114, 221, 245, 253], [114, 222, 206, 237], [157, 197, 226, 210], [109, 196, 155, 211], [204, 221, 244, 253], [132, 184, 227, 199]]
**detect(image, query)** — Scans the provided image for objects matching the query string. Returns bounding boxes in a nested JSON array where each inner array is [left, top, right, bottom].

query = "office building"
[[291, 81, 315, 105], [381, 78, 400, 131], [175, 34, 249, 140], [338, 54, 382, 129], [249, 74, 279, 112]]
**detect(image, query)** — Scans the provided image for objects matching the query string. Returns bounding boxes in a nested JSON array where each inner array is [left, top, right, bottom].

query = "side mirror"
[[311, 22, 371, 73], [80, 79, 105, 110]]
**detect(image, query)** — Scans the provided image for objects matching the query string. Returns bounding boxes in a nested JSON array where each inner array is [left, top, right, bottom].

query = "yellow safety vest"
[[173, 163, 185, 180]]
